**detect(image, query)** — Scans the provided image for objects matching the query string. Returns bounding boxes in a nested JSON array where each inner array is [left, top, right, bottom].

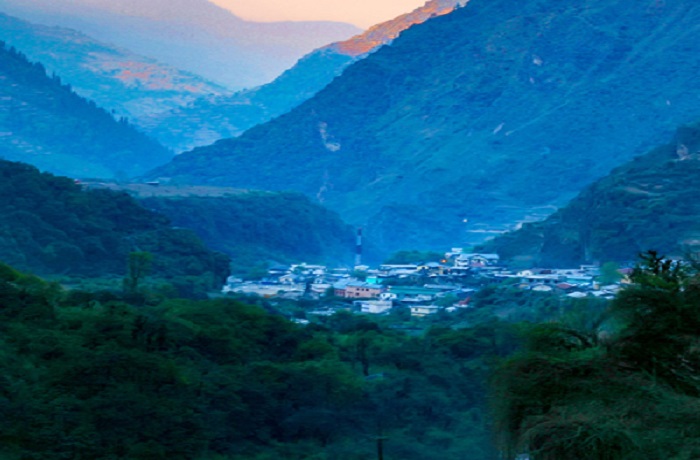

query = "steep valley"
[[151, 0, 700, 255]]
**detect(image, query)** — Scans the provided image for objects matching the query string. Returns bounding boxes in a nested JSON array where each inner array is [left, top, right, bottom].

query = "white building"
[[410, 305, 440, 317], [454, 253, 500, 268], [357, 300, 393, 314]]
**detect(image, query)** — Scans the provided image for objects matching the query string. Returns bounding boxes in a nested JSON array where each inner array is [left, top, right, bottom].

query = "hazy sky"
[[209, 0, 429, 28]]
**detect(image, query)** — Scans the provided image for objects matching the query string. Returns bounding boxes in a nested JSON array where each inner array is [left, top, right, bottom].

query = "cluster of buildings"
[[222, 249, 631, 319]]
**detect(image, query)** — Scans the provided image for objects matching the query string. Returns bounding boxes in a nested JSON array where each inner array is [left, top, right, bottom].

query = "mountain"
[[151, 0, 700, 255], [478, 123, 700, 267], [0, 42, 171, 178], [0, 159, 229, 287], [87, 183, 357, 267], [141, 48, 356, 152], [144, 0, 466, 152], [0, 0, 361, 90], [0, 13, 228, 128]]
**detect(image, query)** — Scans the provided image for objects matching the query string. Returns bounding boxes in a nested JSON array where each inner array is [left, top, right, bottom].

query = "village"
[[222, 248, 631, 322]]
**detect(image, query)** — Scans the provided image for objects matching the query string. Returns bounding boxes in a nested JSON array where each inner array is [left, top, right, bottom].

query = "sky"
[[209, 0, 429, 29]]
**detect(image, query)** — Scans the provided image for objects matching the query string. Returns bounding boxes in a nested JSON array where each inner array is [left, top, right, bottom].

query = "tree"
[[491, 251, 700, 459], [597, 261, 623, 285], [383, 250, 444, 264], [124, 251, 153, 292]]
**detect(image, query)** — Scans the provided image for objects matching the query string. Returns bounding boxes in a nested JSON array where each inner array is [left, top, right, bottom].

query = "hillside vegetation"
[[0, 160, 229, 288], [493, 252, 700, 459], [152, 0, 700, 254], [480, 123, 700, 267], [0, 263, 502, 459], [140, 192, 357, 267], [0, 41, 171, 178], [143, 50, 355, 152]]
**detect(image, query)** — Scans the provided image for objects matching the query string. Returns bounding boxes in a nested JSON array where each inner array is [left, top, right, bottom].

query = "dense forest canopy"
[[140, 192, 357, 268], [0, 262, 510, 459], [0, 160, 229, 289]]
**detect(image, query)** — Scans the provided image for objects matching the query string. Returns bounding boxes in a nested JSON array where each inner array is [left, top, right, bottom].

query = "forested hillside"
[[0, 263, 503, 459], [140, 192, 357, 267], [0, 160, 229, 287], [143, 49, 356, 152], [152, 0, 700, 254], [480, 123, 700, 267], [0, 41, 171, 178]]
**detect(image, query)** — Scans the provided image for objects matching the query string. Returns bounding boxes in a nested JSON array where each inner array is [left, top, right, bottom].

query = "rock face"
[[0, 0, 361, 90], [479, 123, 700, 267], [0, 13, 228, 129], [144, 0, 466, 152], [331, 0, 466, 57], [151, 0, 700, 255], [0, 42, 171, 178]]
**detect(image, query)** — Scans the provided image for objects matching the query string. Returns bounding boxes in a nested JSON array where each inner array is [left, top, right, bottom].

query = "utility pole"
[[376, 434, 388, 460], [355, 227, 363, 267]]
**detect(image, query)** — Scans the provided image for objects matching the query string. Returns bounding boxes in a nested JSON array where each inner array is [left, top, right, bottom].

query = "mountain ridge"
[[151, 0, 700, 254], [0, 159, 230, 287], [80, 182, 358, 267], [144, 0, 465, 151], [0, 13, 228, 128], [0, 0, 361, 89], [0, 41, 171, 178]]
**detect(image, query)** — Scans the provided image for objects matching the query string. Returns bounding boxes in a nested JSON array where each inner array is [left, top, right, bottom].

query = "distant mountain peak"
[[331, 0, 467, 57], [0, 41, 172, 178], [0, 0, 361, 89]]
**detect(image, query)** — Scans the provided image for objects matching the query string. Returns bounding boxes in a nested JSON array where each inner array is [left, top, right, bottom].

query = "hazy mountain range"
[[151, 0, 700, 254], [0, 0, 361, 89], [142, 0, 467, 152], [0, 0, 465, 152], [0, 13, 228, 128], [4, 0, 700, 261], [0, 42, 171, 178]]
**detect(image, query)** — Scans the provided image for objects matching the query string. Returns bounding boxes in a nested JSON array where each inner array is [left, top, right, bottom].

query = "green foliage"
[[383, 249, 444, 264], [483, 123, 700, 266], [471, 283, 567, 323], [492, 251, 700, 459], [599, 261, 623, 285], [0, 160, 229, 287], [0, 263, 503, 459], [124, 251, 153, 292], [139, 192, 355, 268]]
